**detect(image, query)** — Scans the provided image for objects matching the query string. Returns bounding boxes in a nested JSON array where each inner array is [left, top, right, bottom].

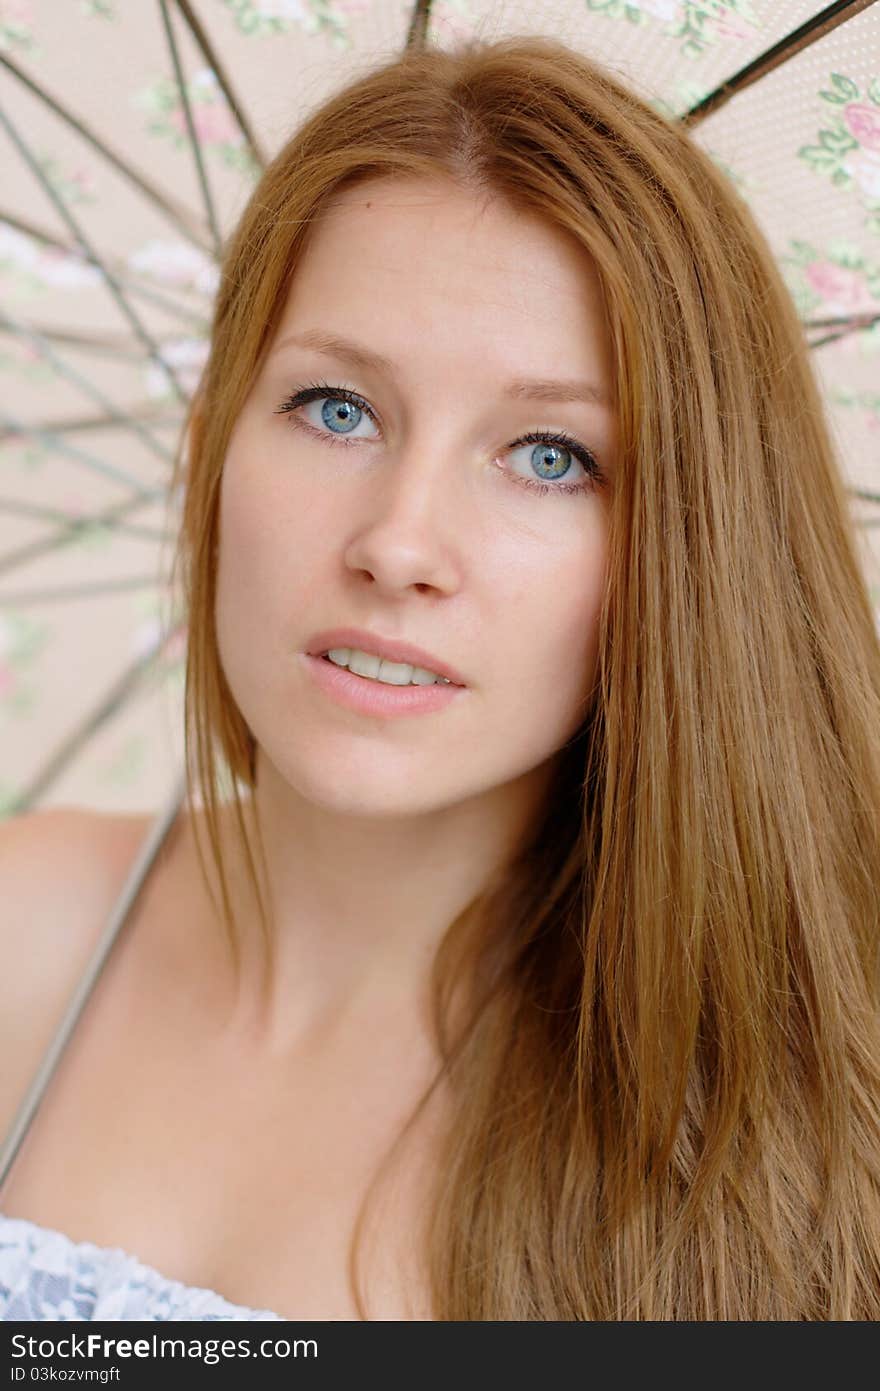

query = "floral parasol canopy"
[[0, 0, 878, 817]]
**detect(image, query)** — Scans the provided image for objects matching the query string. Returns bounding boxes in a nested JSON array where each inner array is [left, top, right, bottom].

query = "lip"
[[302, 654, 465, 718], [304, 627, 468, 687]]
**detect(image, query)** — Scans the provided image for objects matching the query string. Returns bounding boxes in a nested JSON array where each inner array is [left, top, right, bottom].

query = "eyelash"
[[273, 379, 604, 497]]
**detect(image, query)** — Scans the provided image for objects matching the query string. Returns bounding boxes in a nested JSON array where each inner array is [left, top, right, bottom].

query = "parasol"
[[1, 0, 879, 820]]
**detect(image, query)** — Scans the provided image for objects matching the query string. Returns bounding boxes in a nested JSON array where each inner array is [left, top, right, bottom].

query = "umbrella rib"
[[805, 311, 880, 332], [0, 51, 212, 252], [0, 411, 181, 441], [405, 0, 433, 48], [0, 767, 185, 1174], [0, 321, 152, 361], [0, 530, 173, 574], [158, 0, 222, 262], [680, 0, 879, 126], [1, 311, 175, 465], [0, 486, 173, 582], [1, 413, 170, 494], [0, 210, 214, 325], [0, 576, 170, 603], [1, 0, 873, 816], [809, 322, 880, 349], [2, 627, 182, 817], [0, 495, 171, 547], [0, 102, 191, 404], [173, 0, 266, 170]]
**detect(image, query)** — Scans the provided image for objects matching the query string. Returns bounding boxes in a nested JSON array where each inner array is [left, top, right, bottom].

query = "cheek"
[[218, 426, 300, 580], [214, 441, 336, 672], [218, 417, 341, 568], [503, 531, 606, 725], [214, 444, 294, 671], [512, 520, 606, 660], [216, 457, 265, 622]]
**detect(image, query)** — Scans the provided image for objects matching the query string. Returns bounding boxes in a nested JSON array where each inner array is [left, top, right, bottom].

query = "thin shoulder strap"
[[0, 768, 187, 1193]]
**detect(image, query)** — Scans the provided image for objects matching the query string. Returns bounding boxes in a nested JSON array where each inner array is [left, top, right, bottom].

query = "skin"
[[205, 174, 617, 1061], [0, 177, 619, 1318]]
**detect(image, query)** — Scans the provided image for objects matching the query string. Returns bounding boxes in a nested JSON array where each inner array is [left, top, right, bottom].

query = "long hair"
[[169, 35, 880, 1318]]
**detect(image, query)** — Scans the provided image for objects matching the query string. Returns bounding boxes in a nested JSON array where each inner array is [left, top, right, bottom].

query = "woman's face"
[[216, 176, 616, 818]]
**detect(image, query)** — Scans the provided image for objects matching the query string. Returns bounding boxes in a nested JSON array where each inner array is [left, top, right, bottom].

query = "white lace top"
[[0, 781, 285, 1322], [0, 1215, 284, 1321]]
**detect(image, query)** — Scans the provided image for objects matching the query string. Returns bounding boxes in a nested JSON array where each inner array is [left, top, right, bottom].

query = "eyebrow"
[[272, 328, 612, 411]]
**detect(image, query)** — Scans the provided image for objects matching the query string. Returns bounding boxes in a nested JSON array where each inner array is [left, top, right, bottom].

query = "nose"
[[342, 440, 463, 597]]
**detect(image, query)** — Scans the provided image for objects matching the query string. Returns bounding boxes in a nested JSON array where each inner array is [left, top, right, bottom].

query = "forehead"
[[264, 177, 616, 421]]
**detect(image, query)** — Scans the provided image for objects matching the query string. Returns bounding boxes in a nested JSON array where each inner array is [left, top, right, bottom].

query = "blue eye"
[[504, 434, 602, 496], [276, 381, 379, 441], [275, 380, 605, 497]]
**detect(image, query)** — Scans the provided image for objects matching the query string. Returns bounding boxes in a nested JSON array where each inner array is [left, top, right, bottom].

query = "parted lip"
[[305, 628, 467, 687]]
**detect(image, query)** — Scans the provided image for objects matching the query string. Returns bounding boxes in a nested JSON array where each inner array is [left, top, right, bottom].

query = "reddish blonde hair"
[[170, 35, 880, 1318]]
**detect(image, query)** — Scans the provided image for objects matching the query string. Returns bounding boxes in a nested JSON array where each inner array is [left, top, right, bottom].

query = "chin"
[[264, 749, 456, 818]]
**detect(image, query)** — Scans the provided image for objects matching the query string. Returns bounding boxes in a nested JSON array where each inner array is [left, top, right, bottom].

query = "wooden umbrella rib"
[[806, 309, 880, 348], [0, 491, 167, 525], [405, 0, 433, 48], [3, 628, 183, 817], [0, 486, 173, 582], [0, 320, 149, 361], [680, 0, 879, 126], [0, 311, 176, 464], [808, 323, 878, 349], [158, 0, 222, 261], [0, 494, 171, 546], [0, 768, 186, 1177], [1, 414, 169, 496], [0, 51, 212, 251], [0, 210, 214, 325], [0, 102, 190, 404], [173, 0, 266, 170], [0, 524, 172, 570], [0, 576, 171, 604], [0, 410, 182, 441], [1, 0, 874, 814], [804, 311, 880, 332]]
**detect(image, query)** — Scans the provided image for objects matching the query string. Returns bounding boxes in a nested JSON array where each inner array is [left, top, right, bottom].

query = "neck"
[[181, 748, 559, 1060]]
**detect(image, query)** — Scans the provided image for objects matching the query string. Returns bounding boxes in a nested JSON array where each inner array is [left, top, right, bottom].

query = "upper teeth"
[[325, 648, 453, 686]]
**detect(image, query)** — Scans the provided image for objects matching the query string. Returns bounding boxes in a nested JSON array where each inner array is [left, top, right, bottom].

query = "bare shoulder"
[[0, 806, 151, 1135], [0, 805, 149, 969]]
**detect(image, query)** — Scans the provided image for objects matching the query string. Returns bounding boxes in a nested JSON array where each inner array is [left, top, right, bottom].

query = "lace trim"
[[0, 1215, 284, 1321]]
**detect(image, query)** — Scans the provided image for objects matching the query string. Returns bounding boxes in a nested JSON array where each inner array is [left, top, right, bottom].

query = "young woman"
[[2, 33, 880, 1321]]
